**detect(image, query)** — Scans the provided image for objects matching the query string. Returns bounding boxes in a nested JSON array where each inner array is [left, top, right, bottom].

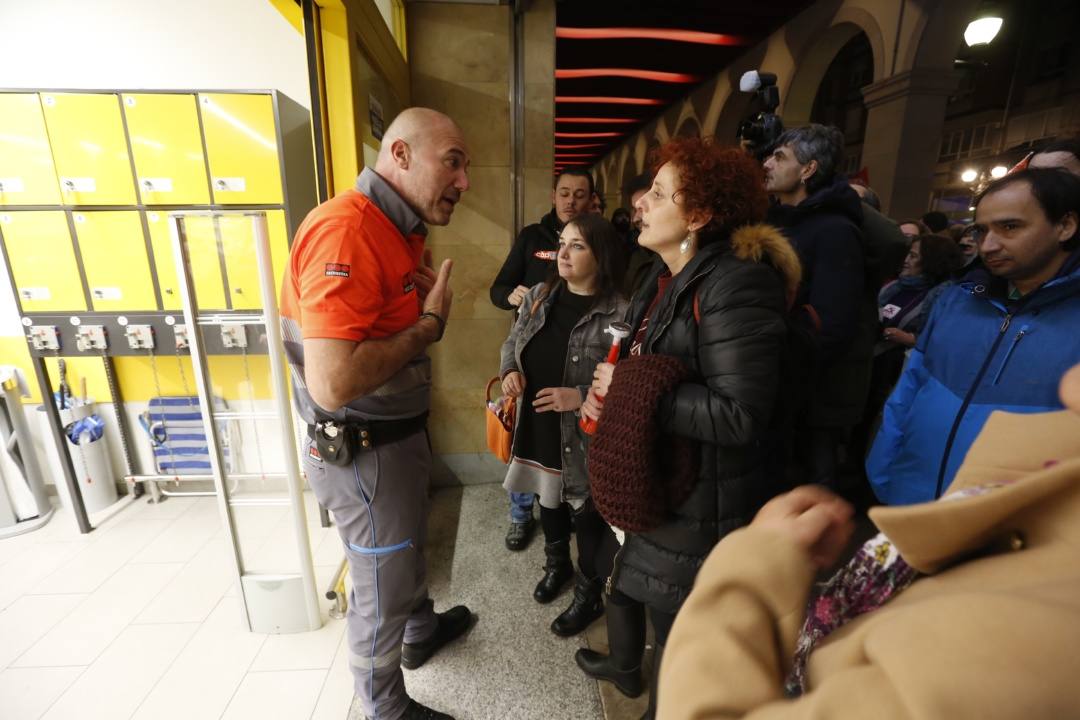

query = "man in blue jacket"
[[868, 168, 1080, 505]]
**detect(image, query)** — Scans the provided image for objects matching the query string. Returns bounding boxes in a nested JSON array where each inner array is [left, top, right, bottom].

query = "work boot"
[[505, 517, 534, 551], [574, 598, 645, 697], [640, 642, 664, 720], [401, 698, 454, 720], [401, 605, 472, 670], [533, 539, 573, 603], [551, 571, 604, 636]]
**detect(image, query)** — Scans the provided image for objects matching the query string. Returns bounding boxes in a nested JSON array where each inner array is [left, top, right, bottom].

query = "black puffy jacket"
[[489, 209, 562, 310], [609, 224, 801, 615]]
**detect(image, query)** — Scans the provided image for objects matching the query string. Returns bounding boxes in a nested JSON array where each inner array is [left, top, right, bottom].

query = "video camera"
[[736, 70, 784, 160]]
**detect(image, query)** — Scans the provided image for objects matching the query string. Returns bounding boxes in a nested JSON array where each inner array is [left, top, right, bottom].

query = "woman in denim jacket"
[[500, 213, 628, 636]]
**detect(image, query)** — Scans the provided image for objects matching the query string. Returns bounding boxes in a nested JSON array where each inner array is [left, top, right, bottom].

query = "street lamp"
[[965, 16, 1003, 46], [961, 168, 978, 183], [990, 165, 1008, 178]]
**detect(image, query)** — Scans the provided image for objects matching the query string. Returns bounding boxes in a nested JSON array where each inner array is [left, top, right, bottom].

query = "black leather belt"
[[306, 412, 428, 451]]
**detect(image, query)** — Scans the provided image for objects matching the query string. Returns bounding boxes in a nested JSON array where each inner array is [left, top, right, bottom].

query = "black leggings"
[[609, 588, 677, 646], [539, 501, 618, 580]]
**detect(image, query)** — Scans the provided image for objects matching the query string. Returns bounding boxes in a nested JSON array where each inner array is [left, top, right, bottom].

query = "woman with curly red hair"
[[576, 137, 801, 718]]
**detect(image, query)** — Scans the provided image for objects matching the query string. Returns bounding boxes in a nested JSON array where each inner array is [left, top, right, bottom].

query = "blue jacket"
[[867, 255, 1080, 505]]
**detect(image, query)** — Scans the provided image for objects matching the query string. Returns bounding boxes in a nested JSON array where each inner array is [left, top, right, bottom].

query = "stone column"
[[861, 68, 958, 218]]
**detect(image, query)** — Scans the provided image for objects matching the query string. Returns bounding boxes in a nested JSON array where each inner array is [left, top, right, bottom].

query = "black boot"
[[640, 642, 664, 720], [551, 571, 604, 636], [533, 540, 573, 603], [574, 598, 645, 697], [401, 698, 454, 719]]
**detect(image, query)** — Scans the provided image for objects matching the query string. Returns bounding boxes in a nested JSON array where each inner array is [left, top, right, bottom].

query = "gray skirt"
[[502, 456, 563, 509]]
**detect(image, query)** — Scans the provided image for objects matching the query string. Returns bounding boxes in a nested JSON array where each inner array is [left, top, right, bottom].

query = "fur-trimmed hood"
[[730, 222, 803, 309]]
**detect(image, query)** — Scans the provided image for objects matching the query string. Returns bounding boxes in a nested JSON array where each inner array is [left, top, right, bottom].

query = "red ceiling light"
[[555, 131, 625, 138], [555, 68, 700, 83], [556, 27, 749, 46], [555, 96, 664, 106], [556, 117, 638, 124]]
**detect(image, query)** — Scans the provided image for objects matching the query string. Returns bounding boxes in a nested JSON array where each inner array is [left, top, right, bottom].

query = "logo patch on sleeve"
[[325, 263, 351, 278], [402, 273, 416, 294], [534, 250, 558, 261]]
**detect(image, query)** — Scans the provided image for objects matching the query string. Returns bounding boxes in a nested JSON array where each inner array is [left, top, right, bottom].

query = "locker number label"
[[213, 177, 246, 192], [61, 177, 96, 193], [0, 177, 26, 193], [19, 287, 51, 301], [140, 177, 174, 193], [91, 287, 123, 301]]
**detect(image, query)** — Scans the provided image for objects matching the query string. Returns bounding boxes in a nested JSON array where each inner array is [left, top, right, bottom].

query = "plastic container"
[[36, 400, 118, 514]]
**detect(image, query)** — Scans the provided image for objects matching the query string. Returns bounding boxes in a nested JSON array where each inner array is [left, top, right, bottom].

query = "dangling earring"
[[680, 232, 694, 254]]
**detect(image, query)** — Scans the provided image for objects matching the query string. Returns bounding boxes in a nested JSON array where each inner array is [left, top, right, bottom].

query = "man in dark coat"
[[489, 167, 592, 550], [764, 124, 876, 492]]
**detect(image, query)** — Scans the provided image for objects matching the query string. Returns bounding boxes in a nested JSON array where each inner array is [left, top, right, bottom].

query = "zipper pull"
[[999, 314, 1012, 332]]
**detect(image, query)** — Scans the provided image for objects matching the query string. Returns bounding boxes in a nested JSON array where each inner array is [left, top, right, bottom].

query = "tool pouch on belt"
[[313, 420, 354, 467]]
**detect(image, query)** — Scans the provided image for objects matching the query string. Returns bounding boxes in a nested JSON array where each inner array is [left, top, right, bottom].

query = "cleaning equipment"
[[0, 366, 54, 538], [579, 322, 632, 435]]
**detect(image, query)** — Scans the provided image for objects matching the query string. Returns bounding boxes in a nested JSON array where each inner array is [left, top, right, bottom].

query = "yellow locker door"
[[41, 92, 137, 205], [122, 94, 211, 206], [73, 211, 157, 311], [0, 94, 62, 205], [219, 211, 289, 310], [146, 211, 227, 310], [0, 210, 86, 311], [199, 93, 284, 205]]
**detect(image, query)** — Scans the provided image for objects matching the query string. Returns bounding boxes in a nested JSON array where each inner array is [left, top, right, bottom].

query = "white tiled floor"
[[0, 486, 608, 720]]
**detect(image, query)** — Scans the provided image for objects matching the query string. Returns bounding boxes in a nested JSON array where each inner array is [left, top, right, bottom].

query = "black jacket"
[[768, 176, 877, 427], [610, 224, 801, 615], [489, 209, 562, 310]]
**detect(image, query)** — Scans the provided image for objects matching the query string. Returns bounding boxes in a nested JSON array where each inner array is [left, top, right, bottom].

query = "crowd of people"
[[284, 105, 1080, 719]]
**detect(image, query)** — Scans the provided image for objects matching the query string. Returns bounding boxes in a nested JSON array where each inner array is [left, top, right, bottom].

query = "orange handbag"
[[485, 376, 515, 464]]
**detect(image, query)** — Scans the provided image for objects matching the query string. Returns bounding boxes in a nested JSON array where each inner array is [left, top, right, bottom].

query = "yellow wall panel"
[[218, 211, 289, 310], [199, 93, 284, 205], [113, 353, 271, 402], [0, 94, 61, 206], [146, 211, 227, 310], [45, 357, 111, 404], [0, 336, 41, 403], [73, 211, 157, 311], [41, 93, 136, 206], [1, 210, 86, 311], [122, 94, 211, 205]]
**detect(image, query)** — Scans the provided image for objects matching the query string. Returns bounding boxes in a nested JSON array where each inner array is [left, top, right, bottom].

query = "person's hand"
[[591, 362, 615, 397], [502, 371, 525, 398], [882, 327, 916, 347], [581, 387, 604, 422], [507, 285, 530, 307], [421, 257, 454, 342], [412, 249, 438, 301], [751, 485, 854, 569], [533, 387, 583, 413]]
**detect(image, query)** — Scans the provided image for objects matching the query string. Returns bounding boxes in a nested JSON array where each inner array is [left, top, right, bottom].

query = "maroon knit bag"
[[587, 354, 698, 532]]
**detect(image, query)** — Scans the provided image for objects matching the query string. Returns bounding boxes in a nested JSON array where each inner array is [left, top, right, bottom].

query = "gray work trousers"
[[303, 430, 438, 720]]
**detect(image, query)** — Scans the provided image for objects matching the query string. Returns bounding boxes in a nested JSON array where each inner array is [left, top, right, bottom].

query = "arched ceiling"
[[553, 0, 812, 174]]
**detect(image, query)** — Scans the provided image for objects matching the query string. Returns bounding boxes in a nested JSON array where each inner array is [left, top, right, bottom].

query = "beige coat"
[[659, 408, 1080, 719]]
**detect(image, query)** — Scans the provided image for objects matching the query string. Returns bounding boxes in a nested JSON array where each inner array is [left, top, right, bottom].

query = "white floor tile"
[[221, 668, 327, 720], [0, 666, 84, 720], [129, 500, 220, 564], [14, 562, 183, 667], [249, 611, 346, 672], [134, 536, 234, 624], [0, 594, 87, 670], [30, 519, 174, 595], [0, 542, 84, 611], [41, 623, 196, 720], [131, 596, 266, 720], [310, 634, 354, 720]]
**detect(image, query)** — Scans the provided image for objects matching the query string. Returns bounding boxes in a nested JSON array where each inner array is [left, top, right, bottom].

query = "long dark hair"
[[539, 213, 626, 309]]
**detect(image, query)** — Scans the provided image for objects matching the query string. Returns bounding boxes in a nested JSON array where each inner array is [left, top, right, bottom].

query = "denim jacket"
[[499, 282, 627, 502]]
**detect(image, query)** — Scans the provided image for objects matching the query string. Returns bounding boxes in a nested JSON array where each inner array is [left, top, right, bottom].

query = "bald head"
[[374, 107, 471, 226]]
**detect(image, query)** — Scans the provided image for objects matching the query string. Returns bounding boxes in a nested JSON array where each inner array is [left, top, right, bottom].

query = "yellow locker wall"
[[40, 93, 137, 206], [121, 94, 211, 206], [1, 210, 86, 312], [0, 94, 62, 206], [73, 211, 157, 311], [146, 211, 227, 310], [218, 211, 289, 310], [199, 93, 284, 205]]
